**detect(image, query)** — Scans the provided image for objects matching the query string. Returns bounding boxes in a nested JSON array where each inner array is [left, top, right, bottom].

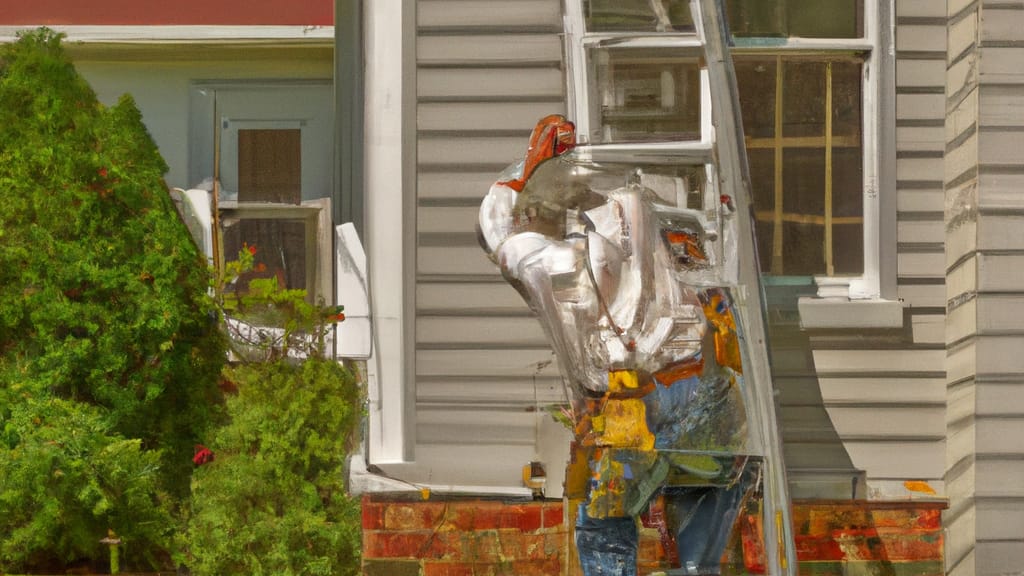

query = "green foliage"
[[219, 244, 345, 362], [0, 28, 226, 494], [185, 248, 361, 575], [186, 358, 362, 576], [0, 398, 174, 571], [0, 29, 226, 572], [0, 30, 363, 575]]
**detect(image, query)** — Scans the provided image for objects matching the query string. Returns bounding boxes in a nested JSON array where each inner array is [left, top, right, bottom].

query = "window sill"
[[797, 296, 904, 330]]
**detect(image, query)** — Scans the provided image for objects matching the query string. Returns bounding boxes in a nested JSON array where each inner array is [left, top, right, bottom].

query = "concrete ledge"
[[798, 297, 906, 330]]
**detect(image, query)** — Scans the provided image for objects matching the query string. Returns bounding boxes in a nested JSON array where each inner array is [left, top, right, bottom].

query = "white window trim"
[[218, 199, 333, 306]]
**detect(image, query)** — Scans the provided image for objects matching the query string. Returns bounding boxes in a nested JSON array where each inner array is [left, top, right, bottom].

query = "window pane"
[[237, 128, 301, 204], [832, 223, 863, 274], [786, 0, 862, 38], [832, 147, 863, 219], [726, 0, 784, 38], [584, 0, 693, 32], [735, 58, 777, 139], [831, 60, 862, 139], [582, 0, 862, 37], [726, 0, 862, 38], [223, 219, 307, 292], [754, 220, 774, 272], [589, 47, 701, 143], [747, 148, 775, 213], [782, 148, 825, 216], [735, 55, 865, 276], [782, 61, 826, 138], [782, 222, 824, 275]]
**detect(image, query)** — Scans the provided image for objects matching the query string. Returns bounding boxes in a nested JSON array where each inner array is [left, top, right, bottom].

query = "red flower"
[[248, 244, 257, 255], [193, 445, 215, 466], [98, 167, 108, 178]]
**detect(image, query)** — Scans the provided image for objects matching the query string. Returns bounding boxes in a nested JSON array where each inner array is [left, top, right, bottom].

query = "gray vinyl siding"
[[413, 0, 568, 488], [803, 0, 949, 493], [943, 1, 982, 573], [945, 1, 1024, 574], [408, 0, 967, 496]]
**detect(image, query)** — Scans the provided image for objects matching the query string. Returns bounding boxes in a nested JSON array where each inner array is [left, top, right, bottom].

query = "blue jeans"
[[575, 503, 638, 576], [575, 479, 749, 576]]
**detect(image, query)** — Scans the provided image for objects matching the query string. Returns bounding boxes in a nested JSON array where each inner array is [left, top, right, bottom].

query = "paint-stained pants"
[[575, 481, 746, 576], [575, 503, 638, 576]]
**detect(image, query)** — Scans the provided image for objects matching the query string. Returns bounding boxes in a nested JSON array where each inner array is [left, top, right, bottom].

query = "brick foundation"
[[361, 494, 945, 576]]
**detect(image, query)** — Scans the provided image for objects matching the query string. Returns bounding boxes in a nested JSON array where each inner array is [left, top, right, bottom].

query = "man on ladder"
[[479, 1, 796, 574]]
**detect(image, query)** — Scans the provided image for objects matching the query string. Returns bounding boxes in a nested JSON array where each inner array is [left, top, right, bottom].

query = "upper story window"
[[726, 0, 862, 39], [738, 55, 864, 277], [574, 0, 881, 287], [730, 0, 871, 280]]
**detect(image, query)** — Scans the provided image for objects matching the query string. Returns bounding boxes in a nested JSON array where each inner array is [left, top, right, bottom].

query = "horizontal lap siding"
[[409, 0, 974, 497], [943, 2, 980, 572], [809, 3, 950, 492], [971, 0, 1024, 568], [412, 0, 566, 489]]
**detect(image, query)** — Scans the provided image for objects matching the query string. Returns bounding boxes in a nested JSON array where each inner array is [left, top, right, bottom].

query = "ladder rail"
[[692, 0, 799, 573], [558, 0, 799, 573]]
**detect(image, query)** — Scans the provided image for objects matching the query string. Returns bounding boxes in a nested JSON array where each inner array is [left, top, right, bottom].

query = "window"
[[571, 0, 887, 293], [727, 0, 882, 287], [188, 82, 334, 301], [737, 56, 864, 276], [726, 0, 862, 39], [588, 47, 703, 144]]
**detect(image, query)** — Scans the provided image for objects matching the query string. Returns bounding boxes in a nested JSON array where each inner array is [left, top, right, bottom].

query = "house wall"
[[69, 48, 332, 191], [396, 0, 573, 491], [943, 1, 1024, 574], [401, 0, 955, 501]]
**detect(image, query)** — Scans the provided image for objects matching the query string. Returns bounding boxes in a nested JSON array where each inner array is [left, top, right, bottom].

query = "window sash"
[[738, 54, 866, 277], [564, 0, 887, 297]]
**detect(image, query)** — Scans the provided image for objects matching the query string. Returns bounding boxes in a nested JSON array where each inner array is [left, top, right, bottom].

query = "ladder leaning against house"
[[560, 0, 798, 572]]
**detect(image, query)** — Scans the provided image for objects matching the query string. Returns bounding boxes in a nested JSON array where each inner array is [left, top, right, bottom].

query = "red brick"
[[363, 498, 946, 572], [416, 529, 501, 563], [362, 496, 385, 530], [874, 532, 944, 562], [449, 501, 546, 531], [503, 559, 563, 576], [422, 561, 494, 576], [795, 535, 847, 562], [416, 529, 465, 560], [870, 508, 943, 531], [638, 528, 663, 563], [465, 530, 505, 563], [385, 501, 448, 530], [543, 531, 568, 558], [363, 530, 434, 559], [541, 501, 566, 528], [496, 530, 540, 560]]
